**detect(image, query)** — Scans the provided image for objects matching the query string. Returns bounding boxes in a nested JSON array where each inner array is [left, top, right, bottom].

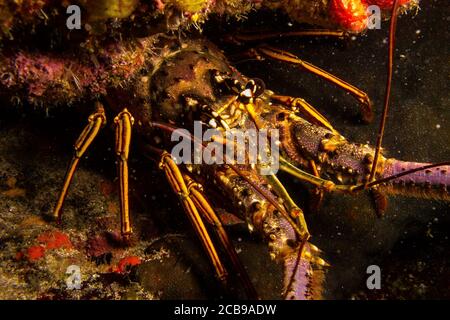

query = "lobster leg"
[[308, 159, 325, 212], [229, 30, 346, 44], [158, 152, 229, 287], [264, 173, 310, 239], [254, 46, 373, 122], [270, 94, 336, 133], [183, 174, 258, 299], [268, 94, 335, 209], [114, 109, 135, 238], [53, 102, 106, 222], [211, 165, 327, 299]]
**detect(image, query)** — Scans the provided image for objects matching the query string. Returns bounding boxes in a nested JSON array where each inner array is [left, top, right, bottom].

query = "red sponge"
[[329, 0, 369, 32]]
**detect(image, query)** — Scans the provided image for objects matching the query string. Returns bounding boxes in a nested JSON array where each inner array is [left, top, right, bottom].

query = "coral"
[[26, 245, 46, 261], [37, 231, 73, 250], [0, 37, 156, 106], [0, 0, 49, 36], [115, 256, 142, 273], [330, 0, 368, 32]]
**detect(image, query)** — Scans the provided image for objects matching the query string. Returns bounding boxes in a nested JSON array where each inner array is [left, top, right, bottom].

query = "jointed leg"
[[279, 156, 352, 193], [183, 174, 258, 299], [253, 46, 373, 122], [308, 159, 325, 212], [114, 109, 135, 238], [227, 30, 346, 45], [55, 104, 136, 239], [271, 94, 336, 133], [53, 102, 106, 222], [159, 152, 228, 285], [264, 174, 310, 240]]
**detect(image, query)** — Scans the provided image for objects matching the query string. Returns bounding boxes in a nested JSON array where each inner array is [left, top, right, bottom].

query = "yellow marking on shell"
[[218, 173, 230, 184], [320, 139, 337, 152], [318, 153, 328, 163]]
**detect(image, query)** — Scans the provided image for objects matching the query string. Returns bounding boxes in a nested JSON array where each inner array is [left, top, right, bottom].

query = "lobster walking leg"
[[308, 159, 325, 212], [183, 174, 258, 299], [270, 94, 336, 133], [254, 46, 373, 122], [210, 165, 327, 299], [53, 102, 106, 222], [230, 30, 346, 43], [56, 105, 136, 238], [158, 152, 229, 286], [114, 109, 135, 238], [264, 173, 309, 239], [264, 94, 336, 210]]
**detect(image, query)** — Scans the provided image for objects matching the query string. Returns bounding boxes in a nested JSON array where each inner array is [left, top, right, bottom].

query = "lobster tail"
[[379, 159, 450, 201]]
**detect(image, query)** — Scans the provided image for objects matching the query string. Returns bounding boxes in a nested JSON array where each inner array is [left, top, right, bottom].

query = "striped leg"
[[252, 46, 373, 122], [183, 174, 258, 299], [53, 102, 106, 222], [114, 109, 135, 239], [158, 152, 228, 286]]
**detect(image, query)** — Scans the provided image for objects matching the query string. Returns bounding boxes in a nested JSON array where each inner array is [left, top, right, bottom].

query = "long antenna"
[[368, 0, 401, 182], [354, 161, 450, 191]]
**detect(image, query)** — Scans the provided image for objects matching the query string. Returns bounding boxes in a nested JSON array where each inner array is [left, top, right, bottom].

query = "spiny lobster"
[[0, 0, 448, 299]]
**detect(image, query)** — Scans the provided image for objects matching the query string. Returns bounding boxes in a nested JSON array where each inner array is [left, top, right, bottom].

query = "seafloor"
[[0, 0, 449, 299]]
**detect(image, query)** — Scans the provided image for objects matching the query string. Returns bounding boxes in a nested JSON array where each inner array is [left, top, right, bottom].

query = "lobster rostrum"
[[0, 0, 448, 299]]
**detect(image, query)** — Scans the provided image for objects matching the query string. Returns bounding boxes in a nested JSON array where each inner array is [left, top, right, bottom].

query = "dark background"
[[0, 0, 448, 299]]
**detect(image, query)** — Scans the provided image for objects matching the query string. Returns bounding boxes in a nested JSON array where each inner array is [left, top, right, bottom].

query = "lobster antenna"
[[148, 121, 306, 239], [368, 0, 401, 182], [355, 161, 450, 191]]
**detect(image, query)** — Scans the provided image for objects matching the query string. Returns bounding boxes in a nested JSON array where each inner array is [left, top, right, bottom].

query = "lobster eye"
[[249, 78, 265, 98], [241, 88, 253, 99]]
